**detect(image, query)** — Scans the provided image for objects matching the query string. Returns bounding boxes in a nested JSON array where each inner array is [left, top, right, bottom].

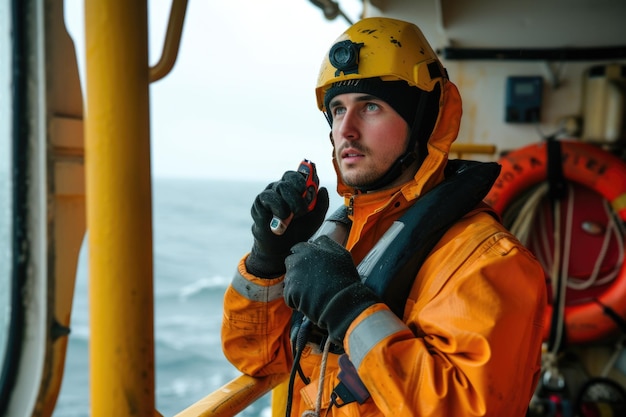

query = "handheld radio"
[[270, 159, 319, 235]]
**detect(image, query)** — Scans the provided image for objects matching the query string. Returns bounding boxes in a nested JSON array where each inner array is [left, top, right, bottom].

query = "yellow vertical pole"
[[84, 0, 155, 416]]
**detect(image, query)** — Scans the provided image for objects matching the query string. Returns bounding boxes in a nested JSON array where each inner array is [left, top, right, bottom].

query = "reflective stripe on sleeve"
[[230, 270, 285, 302], [348, 309, 409, 369]]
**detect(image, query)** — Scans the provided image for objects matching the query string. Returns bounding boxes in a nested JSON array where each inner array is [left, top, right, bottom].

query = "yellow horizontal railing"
[[174, 373, 288, 417], [449, 143, 497, 158]]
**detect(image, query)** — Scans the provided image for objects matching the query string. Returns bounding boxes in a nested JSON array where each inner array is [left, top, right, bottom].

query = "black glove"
[[284, 235, 380, 344], [245, 170, 329, 278]]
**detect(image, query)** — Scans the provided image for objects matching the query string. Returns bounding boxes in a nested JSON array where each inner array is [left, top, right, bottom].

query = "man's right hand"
[[245, 170, 329, 278]]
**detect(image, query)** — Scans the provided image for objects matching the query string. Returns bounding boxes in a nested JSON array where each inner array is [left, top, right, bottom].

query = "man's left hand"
[[284, 235, 380, 344]]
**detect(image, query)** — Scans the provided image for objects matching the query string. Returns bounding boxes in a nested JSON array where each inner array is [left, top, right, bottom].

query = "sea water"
[[52, 178, 282, 417]]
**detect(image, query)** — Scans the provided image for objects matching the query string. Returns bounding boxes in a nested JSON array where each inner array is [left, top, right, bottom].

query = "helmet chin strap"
[[355, 149, 417, 192]]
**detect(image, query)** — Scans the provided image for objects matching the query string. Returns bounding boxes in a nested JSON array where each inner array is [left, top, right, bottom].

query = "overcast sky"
[[64, 0, 362, 186]]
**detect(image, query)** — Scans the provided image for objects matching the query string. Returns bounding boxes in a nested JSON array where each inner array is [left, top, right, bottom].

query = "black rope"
[[286, 317, 312, 417]]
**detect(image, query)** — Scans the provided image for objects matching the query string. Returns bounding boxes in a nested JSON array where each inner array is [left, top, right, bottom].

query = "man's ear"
[[329, 132, 334, 146]]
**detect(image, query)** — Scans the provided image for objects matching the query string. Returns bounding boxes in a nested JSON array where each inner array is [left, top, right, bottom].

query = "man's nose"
[[336, 109, 359, 141]]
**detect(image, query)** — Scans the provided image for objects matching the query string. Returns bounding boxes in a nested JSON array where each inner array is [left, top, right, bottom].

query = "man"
[[221, 17, 546, 416]]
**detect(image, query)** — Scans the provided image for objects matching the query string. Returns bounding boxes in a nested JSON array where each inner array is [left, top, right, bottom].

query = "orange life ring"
[[485, 140, 626, 344]]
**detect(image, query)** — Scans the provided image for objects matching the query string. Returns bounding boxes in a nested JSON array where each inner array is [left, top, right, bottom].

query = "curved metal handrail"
[[149, 0, 188, 82], [174, 373, 288, 417]]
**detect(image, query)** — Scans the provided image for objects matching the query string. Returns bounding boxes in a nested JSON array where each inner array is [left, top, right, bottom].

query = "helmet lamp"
[[329, 40, 363, 76]]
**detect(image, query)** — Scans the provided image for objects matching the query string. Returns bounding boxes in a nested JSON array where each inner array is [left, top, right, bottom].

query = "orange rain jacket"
[[222, 81, 547, 416]]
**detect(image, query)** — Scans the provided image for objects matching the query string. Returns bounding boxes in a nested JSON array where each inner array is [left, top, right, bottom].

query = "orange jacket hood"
[[333, 80, 463, 200]]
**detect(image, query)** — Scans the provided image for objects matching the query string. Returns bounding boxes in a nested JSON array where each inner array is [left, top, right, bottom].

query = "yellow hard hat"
[[315, 17, 447, 113]]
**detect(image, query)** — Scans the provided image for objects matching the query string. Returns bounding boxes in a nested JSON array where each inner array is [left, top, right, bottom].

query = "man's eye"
[[366, 102, 380, 111], [333, 107, 346, 116]]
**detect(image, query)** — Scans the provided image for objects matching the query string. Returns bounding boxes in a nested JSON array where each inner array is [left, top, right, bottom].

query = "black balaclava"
[[324, 77, 441, 191]]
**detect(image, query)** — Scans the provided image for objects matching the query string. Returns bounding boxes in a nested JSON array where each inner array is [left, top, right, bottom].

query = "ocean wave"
[[157, 374, 222, 399], [156, 323, 222, 354], [178, 275, 231, 300], [153, 274, 230, 302]]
